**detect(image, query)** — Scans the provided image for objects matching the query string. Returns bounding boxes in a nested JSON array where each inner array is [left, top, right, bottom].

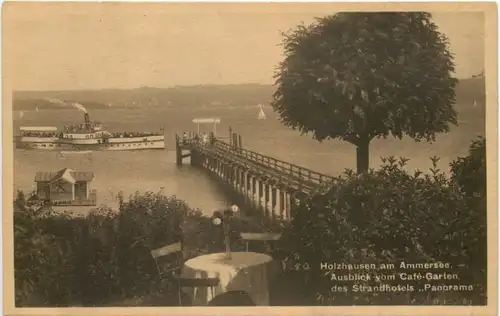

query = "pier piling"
[[175, 129, 334, 223]]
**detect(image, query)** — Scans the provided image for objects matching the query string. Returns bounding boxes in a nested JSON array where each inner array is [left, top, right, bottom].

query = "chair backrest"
[[240, 232, 282, 252], [207, 291, 256, 306], [173, 276, 220, 307], [174, 276, 220, 288], [150, 241, 183, 276], [240, 232, 282, 241], [150, 241, 183, 259]]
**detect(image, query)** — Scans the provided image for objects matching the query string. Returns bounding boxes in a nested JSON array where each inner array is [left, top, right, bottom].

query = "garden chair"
[[150, 241, 184, 277], [150, 241, 219, 306], [174, 277, 220, 306], [207, 291, 256, 306], [240, 232, 282, 252]]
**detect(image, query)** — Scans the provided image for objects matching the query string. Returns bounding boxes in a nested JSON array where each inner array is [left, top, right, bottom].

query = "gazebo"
[[34, 168, 96, 205]]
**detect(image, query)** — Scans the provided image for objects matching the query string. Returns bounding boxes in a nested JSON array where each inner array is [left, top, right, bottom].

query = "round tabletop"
[[181, 252, 276, 306], [185, 251, 273, 271]]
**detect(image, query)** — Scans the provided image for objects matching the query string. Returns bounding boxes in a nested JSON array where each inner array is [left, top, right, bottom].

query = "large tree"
[[272, 12, 458, 173]]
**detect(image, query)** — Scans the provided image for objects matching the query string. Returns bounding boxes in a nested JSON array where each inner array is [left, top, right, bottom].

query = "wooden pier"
[[175, 128, 335, 222]]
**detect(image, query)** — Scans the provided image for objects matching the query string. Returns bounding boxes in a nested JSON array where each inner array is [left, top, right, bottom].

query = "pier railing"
[[175, 132, 337, 190], [175, 134, 230, 147], [212, 140, 336, 186]]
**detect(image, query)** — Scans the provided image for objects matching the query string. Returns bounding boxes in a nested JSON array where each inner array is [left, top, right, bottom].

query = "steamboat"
[[15, 112, 165, 151]]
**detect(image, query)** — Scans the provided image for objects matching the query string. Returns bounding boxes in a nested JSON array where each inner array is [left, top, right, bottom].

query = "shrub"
[[14, 206, 74, 306], [449, 136, 487, 300], [279, 138, 487, 305], [451, 137, 486, 208], [14, 191, 215, 306]]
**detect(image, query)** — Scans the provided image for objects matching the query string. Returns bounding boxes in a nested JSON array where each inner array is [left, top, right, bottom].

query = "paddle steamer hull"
[[16, 111, 165, 151], [15, 136, 165, 151]]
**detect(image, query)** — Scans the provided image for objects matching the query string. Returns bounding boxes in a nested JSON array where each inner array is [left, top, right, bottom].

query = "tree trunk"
[[356, 140, 370, 174]]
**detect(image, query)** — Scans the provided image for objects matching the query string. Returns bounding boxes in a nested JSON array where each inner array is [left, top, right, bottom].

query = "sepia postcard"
[[2, 2, 498, 316]]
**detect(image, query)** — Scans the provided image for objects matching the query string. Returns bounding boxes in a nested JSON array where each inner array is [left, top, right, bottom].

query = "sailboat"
[[473, 100, 477, 108], [257, 104, 266, 120], [35, 107, 39, 112], [19, 111, 24, 119]]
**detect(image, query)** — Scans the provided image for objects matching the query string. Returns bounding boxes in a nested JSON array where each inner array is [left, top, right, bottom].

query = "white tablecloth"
[[181, 252, 275, 306]]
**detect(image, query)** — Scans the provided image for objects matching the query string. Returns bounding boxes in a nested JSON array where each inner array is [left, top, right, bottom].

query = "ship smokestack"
[[84, 112, 91, 129]]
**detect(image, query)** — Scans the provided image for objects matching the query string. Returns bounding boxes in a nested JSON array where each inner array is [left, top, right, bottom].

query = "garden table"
[[180, 251, 276, 305]]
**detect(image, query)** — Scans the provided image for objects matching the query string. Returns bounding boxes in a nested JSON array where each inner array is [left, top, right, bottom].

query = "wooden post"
[[238, 134, 243, 150], [210, 132, 215, 145], [191, 148, 197, 166], [190, 148, 195, 166], [238, 169, 243, 194], [274, 188, 281, 221], [249, 176, 254, 204], [267, 184, 273, 220], [262, 182, 268, 216], [285, 192, 291, 220], [255, 178, 261, 210], [233, 167, 238, 188], [244, 172, 249, 202], [175, 135, 182, 165], [228, 126, 232, 144], [232, 133, 238, 148], [298, 169, 303, 191]]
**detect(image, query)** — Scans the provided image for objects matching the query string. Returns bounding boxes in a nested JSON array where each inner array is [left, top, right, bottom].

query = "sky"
[[3, 3, 485, 91]]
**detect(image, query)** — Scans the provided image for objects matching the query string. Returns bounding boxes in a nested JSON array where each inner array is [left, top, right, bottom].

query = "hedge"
[[14, 191, 214, 306], [277, 137, 487, 305]]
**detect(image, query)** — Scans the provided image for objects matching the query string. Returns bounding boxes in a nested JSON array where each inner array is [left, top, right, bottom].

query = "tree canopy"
[[272, 12, 458, 173]]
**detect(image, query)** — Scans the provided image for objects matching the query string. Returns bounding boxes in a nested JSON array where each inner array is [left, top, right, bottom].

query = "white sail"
[[35, 107, 39, 112], [257, 105, 266, 120], [473, 100, 477, 108], [19, 111, 24, 119]]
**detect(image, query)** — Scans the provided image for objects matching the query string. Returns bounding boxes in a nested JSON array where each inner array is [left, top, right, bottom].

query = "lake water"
[[13, 106, 485, 216]]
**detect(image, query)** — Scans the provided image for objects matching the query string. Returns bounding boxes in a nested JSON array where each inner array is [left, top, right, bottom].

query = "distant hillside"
[[13, 84, 275, 111], [13, 98, 109, 111], [13, 79, 484, 113]]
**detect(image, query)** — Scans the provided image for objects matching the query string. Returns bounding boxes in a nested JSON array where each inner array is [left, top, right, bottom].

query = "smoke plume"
[[46, 98, 88, 113], [71, 102, 88, 114]]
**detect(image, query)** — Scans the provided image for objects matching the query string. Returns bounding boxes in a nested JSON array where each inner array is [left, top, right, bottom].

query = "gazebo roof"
[[34, 168, 94, 184]]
